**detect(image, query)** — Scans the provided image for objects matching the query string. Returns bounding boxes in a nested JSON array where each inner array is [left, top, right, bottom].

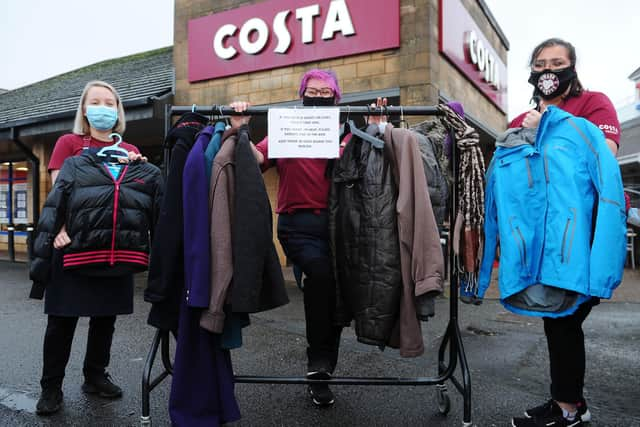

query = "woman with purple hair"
[[230, 69, 344, 407]]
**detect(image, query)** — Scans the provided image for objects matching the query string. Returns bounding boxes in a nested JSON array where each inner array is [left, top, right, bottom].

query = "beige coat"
[[200, 131, 237, 333], [385, 125, 445, 357]]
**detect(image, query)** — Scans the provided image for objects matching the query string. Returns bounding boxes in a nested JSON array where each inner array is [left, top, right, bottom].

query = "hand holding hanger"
[[522, 97, 546, 129], [123, 151, 148, 164], [229, 101, 252, 128], [367, 97, 388, 127]]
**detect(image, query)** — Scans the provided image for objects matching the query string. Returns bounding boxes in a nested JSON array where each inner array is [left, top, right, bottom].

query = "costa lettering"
[[213, 1, 356, 60], [439, 0, 507, 113], [466, 31, 500, 90], [188, 0, 400, 82]]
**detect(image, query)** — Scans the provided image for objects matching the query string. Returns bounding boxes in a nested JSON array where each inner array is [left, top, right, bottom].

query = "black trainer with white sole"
[[525, 398, 591, 423], [513, 414, 583, 426], [306, 370, 335, 407]]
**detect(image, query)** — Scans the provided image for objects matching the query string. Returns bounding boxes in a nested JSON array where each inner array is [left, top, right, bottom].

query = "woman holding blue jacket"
[[507, 38, 621, 427]]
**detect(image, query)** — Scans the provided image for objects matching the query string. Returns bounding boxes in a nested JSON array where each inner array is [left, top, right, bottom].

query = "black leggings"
[[543, 299, 596, 403], [40, 315, 116, 390]]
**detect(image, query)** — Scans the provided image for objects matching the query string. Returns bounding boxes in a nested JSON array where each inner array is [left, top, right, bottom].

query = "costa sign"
[[438, 0, 507, 113], [466, 31, 500, 90], [188, 0, 400, 82]]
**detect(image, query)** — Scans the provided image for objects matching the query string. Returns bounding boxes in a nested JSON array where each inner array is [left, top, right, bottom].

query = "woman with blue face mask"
[[34, 80, 146, 416]]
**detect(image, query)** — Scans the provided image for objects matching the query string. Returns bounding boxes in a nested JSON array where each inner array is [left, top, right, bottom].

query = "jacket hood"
[[491, 142, 536, 169], [495, 127, 536, 148]]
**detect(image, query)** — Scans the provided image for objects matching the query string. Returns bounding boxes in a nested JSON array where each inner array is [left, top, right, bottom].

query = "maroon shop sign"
[[188, 0, 400, 82], [438, 0, 507, 113]]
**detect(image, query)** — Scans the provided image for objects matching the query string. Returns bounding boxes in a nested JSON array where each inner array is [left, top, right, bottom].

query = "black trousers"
[[543, 298, 596, 403], [277, 211, 342, 372], [40, 315, 116, 390]]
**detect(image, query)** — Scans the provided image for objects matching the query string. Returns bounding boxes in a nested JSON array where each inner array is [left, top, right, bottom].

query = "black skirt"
[[44, 250, 134, 317]]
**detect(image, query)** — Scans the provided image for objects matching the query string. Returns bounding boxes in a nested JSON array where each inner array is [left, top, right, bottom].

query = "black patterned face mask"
[[528, 66, 576, 100]]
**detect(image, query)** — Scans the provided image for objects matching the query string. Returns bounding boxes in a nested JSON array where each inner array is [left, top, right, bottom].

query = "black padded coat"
[[29, 151, 163, 298], [329, 132, 402, 347]]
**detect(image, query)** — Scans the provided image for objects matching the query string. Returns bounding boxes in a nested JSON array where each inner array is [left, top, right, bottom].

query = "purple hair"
[[298, 69, 342, 102]]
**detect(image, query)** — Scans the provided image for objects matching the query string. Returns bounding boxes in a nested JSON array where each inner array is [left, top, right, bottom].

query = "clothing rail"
[[168, 104, 443, 116], [142, 104, 472, 426]]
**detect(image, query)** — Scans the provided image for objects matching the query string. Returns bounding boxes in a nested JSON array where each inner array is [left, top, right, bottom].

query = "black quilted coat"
[[329, 133, 402, 347], [30, 151, 163, 298]]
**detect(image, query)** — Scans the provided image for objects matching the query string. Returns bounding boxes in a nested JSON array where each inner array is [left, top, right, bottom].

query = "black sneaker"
[[36, 388, 63, 415], [512, 415, 582, 427], [81, 372, 122, 398], [525, 399, 591, 423], [307, 383, 335, 407], [307, 370, 334, 407]]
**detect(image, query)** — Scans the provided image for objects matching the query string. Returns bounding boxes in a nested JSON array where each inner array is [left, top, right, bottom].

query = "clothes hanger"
[[338, 105, 384, 148], [339, 105, 351, 141], [218, 105, 231, 128], [96, 133, 129, 159], [347, 119, 384, 149], [398, 106, 409, 129]]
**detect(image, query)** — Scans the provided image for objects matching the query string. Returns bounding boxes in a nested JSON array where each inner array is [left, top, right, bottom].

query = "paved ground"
[[0, 260, 639, 426]]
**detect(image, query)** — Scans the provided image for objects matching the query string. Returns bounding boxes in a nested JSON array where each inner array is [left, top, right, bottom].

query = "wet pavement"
[[1, 260, 639, 426]]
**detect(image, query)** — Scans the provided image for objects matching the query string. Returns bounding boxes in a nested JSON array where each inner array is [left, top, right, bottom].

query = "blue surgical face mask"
[[85, 105, 118, 130]]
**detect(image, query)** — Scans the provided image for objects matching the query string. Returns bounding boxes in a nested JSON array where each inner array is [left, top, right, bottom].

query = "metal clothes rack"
[[141, 104, 472, 426]]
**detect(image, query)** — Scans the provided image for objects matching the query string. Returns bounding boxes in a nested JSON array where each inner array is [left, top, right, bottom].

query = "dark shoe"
[[307, 370, 334, 407], [307, 383, 335, 407], [525, 399, 591, 423], [36, 388, 63, 415], [512, 415, 582, 426], [81, 372, 122, 398]]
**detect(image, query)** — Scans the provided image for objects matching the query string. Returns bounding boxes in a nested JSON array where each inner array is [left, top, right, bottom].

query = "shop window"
[[0, 161, 31, 227]]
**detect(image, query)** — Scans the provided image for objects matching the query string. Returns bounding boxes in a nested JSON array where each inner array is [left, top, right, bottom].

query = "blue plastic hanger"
[[96, 133, 129, 159], [341, 120, 384, 149]]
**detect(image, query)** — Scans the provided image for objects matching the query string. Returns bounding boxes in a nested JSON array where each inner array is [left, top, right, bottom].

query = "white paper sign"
[[267, 108, 340, 159]]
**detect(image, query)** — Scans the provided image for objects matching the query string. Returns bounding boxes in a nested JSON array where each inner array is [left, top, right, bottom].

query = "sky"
[[1, 0, 639, 120]]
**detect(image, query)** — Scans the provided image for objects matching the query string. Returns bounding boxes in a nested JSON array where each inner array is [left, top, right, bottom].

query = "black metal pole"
[[170, 105, 443, 117], [7, 162, 15, 262], [10, 127, 40, 226]]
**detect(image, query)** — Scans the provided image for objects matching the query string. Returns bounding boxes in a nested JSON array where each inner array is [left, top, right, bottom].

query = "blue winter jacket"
[[478, 106, 626, 317]]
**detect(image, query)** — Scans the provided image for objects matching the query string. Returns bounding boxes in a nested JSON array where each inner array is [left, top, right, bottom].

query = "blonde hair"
[[72, 80, 126, 135]]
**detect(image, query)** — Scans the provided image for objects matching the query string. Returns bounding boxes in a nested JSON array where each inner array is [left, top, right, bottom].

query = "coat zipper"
[[560, 218, 570, 263], [509, 217, 526, 267], [106, 164, 129, 266], [525, 157, 533, 188], [543, 144, 550, 183], [560, 208, 577, 264], [566, 207, 577, 263], [515, 226, 527, 266]]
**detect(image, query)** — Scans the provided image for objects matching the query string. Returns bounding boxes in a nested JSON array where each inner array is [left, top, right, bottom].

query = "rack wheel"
[[141, 415, 151, 426], [436, 384, 450, 414]]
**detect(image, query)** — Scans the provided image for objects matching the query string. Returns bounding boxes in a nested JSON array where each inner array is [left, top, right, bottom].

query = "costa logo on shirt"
[[599, 123, 619, 135]]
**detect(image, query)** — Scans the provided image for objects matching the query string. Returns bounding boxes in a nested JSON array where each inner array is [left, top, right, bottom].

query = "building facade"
[[173, 0, 510, 263]]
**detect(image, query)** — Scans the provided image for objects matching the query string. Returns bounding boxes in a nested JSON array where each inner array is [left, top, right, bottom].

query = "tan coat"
[[385, 125, 444, 357], [200, 131, 237, 333]]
